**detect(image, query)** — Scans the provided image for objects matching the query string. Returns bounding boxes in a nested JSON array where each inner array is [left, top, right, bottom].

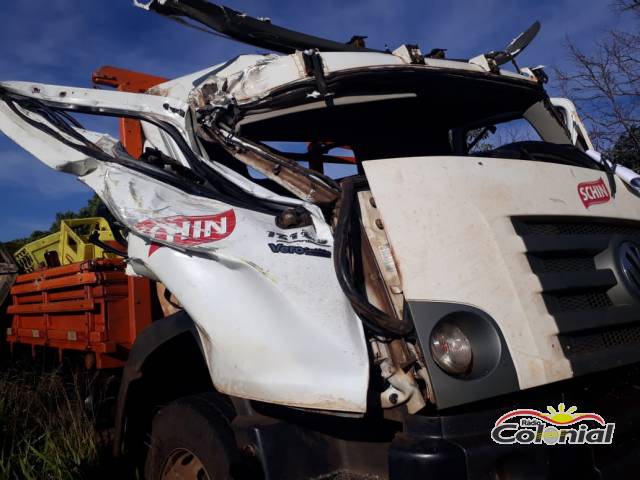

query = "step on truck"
[[2, 1, 640, 478]]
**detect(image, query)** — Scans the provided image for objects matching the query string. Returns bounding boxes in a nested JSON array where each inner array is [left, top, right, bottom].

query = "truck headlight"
[[430, 322, 473, 375]]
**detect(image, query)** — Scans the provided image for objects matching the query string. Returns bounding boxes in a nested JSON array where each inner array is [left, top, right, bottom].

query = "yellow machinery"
[[13, 218, 118, 273]]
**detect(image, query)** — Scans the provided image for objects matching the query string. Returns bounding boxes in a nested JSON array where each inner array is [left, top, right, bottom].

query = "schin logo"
[[577, 178, 611, 209], [135, 210, 236, 256]]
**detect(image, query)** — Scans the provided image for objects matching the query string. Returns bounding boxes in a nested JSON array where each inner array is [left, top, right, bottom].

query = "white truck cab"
[[1, 1, 639, 478]]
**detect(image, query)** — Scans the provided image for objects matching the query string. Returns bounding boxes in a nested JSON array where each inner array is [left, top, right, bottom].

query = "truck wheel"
[[145, 393, 237, 480]]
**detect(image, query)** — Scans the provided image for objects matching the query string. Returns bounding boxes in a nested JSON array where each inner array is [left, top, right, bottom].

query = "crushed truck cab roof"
[[154, 49, 540, 106], [3, 0, 640, 418]]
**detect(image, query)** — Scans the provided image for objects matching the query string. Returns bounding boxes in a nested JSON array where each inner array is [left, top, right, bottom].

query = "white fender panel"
[[81, 163, 370, 412]]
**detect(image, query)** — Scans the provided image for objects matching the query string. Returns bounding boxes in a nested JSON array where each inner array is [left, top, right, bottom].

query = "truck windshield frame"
[[195, 67, 601, 188]]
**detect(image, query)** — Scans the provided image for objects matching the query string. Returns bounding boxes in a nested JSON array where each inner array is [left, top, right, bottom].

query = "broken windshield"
[[195, 66, 600, 187]]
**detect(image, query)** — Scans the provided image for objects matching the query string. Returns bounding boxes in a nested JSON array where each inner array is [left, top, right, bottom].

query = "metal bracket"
[[302, 50, 334, 107]]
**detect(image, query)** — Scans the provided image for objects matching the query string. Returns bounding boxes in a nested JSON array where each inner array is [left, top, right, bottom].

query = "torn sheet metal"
[[0, 80, 369, 411], [81, 161, 369, 411], [0, 81, 331, 219], [0, 34, 596, 415], [0, 81, 189, 130], [142, 50, 537, 113], [0, 99, 112, 174]]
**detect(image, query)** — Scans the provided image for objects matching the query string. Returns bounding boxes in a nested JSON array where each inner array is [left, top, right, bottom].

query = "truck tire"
[[145, 393, 238, 480]]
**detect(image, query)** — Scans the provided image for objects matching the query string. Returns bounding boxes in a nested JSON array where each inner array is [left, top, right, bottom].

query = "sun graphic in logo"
[[542, 403, 578, 425]]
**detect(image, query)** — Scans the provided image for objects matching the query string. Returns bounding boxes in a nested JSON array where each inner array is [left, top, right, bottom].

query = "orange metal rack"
[[7, 259, 151, 368], [6, 67, 169, 368]]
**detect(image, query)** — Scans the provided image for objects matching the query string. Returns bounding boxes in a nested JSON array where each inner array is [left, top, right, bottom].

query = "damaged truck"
[[2, 0, 640, 478]]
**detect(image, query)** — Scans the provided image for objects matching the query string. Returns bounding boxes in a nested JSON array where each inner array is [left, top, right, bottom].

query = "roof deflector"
[[135, 0, 382, 54]]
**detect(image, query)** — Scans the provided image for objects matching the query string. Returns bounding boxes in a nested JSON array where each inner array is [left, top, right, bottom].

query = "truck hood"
[[365, 156, 640, 408]]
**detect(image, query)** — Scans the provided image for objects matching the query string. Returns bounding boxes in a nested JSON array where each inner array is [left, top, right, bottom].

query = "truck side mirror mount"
[[550, 97, 594, 151]]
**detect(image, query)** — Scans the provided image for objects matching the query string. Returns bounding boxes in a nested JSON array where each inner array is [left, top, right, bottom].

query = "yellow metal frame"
[[14, 218, 118, 273]]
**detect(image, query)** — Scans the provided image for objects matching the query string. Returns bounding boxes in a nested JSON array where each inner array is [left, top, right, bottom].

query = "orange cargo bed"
[[7, 259, 151, 368]]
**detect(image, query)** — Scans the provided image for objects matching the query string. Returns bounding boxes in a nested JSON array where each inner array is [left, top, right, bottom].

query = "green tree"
[[3, 194, 105, 255], [610, 125, 640, 171], [555, 0, 639, 163]]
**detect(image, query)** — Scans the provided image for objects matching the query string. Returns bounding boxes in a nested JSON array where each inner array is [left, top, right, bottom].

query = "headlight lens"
[[430, 322, 473, 375]]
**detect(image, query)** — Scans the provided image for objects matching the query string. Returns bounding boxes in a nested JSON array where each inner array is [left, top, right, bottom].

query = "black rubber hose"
[[147, 0, 381, 54], [333, 176, 413, 338], [0, 92, 285, 215], [88, 231, 128, 259]]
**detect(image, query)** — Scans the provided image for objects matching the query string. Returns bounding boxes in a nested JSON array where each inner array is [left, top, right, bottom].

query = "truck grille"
[[561, 323, 640, 356], [515, 221, 640, 237], [512, 216, 640, 374]]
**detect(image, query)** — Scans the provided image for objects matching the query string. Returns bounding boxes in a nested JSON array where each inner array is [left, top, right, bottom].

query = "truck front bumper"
[[389, 364, 640, 479]]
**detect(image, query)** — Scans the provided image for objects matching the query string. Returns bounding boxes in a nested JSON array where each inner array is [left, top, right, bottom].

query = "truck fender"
[[112, 310, 211, 457]]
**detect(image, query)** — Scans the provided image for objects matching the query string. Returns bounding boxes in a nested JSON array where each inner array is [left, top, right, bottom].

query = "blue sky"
[[0, 0, 634, 241]]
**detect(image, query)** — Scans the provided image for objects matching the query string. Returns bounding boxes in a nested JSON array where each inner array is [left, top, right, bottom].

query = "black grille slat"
[[515, 221, 640, 237], [533, 255, 595, 273], [562, 324, 640, 357], [522, 235, 610, 255], [561, 327, 640, 380], [555, 306, 640, 334], [547, 291, 613, 312], [536, 270, 617, 293], [513, 218, 622, 314], [568, 343, 640, 374], [513, 216, 640, 373]]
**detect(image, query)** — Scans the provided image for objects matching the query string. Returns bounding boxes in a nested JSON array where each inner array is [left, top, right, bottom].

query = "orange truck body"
[[5, 67, 167, 367], [7, 259, 151, 368], [92, 66, 168, 159]]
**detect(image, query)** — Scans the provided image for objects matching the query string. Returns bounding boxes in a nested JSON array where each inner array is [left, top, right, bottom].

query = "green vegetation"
[[0, 368, 100, 480], [3, 196, 104, 256], [610, 126, 640, 172]]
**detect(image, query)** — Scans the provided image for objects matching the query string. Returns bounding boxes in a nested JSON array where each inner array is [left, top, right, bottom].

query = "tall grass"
[[0, 368, 100, 480]]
